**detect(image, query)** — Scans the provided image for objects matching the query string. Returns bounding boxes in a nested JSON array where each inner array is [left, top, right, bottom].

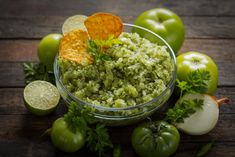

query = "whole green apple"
[[132, 8, 185, 54], [177, 51, 218, 94]]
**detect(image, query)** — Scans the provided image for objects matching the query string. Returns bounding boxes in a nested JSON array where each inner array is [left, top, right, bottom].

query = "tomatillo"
[[38, 34, 62, 72], [177, 51, 218, 94], [50, 117, 86, 152], [133, 8, 185, 54]]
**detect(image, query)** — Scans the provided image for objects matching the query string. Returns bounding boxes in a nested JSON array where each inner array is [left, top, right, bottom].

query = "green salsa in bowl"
[[54, 23, 176, 126]]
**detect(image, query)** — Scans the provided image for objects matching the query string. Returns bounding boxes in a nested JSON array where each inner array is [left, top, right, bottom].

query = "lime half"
[[62, 15, 88, 35], [23, 80, 60, 116]]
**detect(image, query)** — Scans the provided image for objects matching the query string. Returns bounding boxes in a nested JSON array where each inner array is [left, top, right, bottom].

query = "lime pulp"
[[62, 15, 88, 35], [23, 80, 60, 116]]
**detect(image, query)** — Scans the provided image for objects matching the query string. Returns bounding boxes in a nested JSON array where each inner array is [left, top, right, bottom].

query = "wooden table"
[[0, 0, 234, 156]]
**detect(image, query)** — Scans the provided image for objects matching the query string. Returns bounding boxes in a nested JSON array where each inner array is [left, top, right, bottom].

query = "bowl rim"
[[54, 23, 177, 111]]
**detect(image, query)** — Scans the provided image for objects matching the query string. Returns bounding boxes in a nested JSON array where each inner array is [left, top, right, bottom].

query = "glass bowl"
[[54, 23, 176, 126]]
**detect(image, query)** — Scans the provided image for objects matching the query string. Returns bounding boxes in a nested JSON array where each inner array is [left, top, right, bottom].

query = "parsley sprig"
[[64, 102, 88, 133], [87, 123, 113, 157], [176, 70, 211, 97], [87, 35, 122, 64], [165, 99, 204, 123], [165, 70, 211, 124], [23, 62, 55, 84], [64, 102, 113, 157]]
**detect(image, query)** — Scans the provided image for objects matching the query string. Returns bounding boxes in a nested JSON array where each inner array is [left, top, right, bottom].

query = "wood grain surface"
[[0, 0, 234, 156]]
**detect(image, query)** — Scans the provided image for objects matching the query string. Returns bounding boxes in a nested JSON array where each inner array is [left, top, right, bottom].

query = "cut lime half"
[[62, 15, 88, 35], [23, 80, 60, 116]]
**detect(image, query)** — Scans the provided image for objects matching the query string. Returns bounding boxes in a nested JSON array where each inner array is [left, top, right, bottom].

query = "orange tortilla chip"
[[59, 29, 93, 64], [84, 12, 123, 40]]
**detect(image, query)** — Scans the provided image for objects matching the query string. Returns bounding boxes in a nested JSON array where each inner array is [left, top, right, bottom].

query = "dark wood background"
[[0, 0, 234, 156]]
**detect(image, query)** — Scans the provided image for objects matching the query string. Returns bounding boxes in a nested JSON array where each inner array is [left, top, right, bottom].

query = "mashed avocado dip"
[[59, 32, 173, 108]]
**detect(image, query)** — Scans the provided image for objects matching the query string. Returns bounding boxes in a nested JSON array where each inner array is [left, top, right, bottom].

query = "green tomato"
[[132, 121, 180, 157], [37, 34, 62, 72], [132, 8, 185, 54], [177, 51, 218, 94], [50, 117, 85, 152]]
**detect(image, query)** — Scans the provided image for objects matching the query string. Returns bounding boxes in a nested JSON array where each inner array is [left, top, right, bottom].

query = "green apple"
[[177, 51, 218, 94], [132, 8, 185, 54], [38, 34, 62, 72]]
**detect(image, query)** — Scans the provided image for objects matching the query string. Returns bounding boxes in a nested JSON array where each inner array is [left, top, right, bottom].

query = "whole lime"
[[38, 34, 62, 72]]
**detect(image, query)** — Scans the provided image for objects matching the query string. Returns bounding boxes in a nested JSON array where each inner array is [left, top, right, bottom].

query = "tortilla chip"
[[84, 12, 123, 40], [59, 29, 93, 64]]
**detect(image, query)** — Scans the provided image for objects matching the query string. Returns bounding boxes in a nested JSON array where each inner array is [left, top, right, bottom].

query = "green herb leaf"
[[196, 142, 213, 157], [165, 99, 204, 123], [86, 123, 113, 157], [176, 70, 211, 97], [80, 107, 97, 124], [87, 35, 122, 64], [64, 102, 113, 156], [64, 102, 88, 133], [94, 35, 122, 48], [23, 62, 55, 84], [113, 144, 122, 157], [87, 40, 99, 56]]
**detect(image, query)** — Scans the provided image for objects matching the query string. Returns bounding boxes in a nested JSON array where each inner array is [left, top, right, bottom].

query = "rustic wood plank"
[[174, 142, 235, 157], [0, 40, 39, 62], [0, 139, 95, 157], [0, 139, 234, 157], [0, 114, 234, 142], [0, 60, 233, 87], [179, 39, 235, 61], [0, 114, 234, 157], [0, 87, 233, 115], [0, 16, 235, 39], [0, 0, 234, 17], [0, 63, 25, 87], [1, 39, 234, 62]]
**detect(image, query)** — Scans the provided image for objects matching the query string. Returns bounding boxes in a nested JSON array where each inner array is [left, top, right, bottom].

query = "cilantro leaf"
[[80, 107, 97, 124], [64, 102, 113, 156], [87, 40, 99, 56], [23, 62, 55, 84], [196, 142, 213, 157], [165, 99, 204, 123], [87, 35, 122, 64], [176, 70, 211, 97], [86, 123, 113, 157], [64, 102, 88, 133], [94, 35, 122, 48]]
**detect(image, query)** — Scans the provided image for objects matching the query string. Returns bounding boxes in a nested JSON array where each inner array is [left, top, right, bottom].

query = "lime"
[[23, 80, 60, 116], [62, 15, 88, 35]]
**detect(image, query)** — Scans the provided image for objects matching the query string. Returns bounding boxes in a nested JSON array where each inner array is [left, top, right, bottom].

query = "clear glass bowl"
[[54, 23, 176, 126]]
